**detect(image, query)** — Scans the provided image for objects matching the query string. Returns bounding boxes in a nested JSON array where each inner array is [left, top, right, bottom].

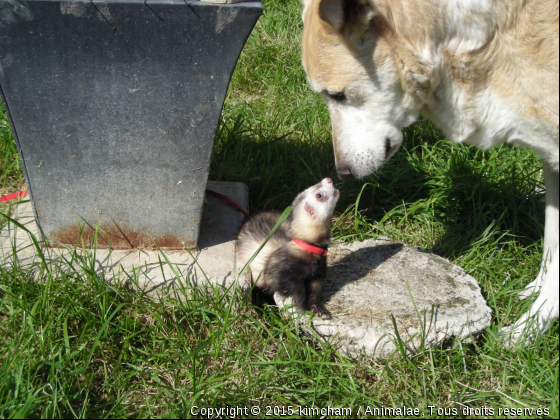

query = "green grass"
[[0, 101, 24, 196], [0, 0, 558, 418]]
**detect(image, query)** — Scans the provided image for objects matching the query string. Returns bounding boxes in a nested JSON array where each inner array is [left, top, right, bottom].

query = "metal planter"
[[0, 0, 262, 249]]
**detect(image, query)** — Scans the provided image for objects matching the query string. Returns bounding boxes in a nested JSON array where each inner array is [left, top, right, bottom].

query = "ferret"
[[235, 178, 339, 316]]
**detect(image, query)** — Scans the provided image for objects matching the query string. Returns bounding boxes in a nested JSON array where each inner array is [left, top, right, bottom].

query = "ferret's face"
[[293, 177, 339, 223]]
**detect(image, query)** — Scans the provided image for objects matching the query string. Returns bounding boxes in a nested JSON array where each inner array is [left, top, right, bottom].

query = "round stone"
[[274, 238, 492, 358]]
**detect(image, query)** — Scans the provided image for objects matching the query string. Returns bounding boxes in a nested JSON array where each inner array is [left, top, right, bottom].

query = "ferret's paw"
[[310, 303, 330, 318]]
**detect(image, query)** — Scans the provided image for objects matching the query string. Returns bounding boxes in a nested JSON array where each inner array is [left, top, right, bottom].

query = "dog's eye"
[[329, 92, 346, 102]]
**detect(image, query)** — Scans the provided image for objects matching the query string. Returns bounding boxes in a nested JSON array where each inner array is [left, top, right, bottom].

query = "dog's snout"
[[336, 166, 355, 180]]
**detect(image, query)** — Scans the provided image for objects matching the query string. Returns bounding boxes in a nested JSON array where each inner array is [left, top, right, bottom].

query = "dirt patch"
[[48, 221, 196, 250]]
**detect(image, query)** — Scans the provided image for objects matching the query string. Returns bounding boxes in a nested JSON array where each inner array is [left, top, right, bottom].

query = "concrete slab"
[[0, 181, 248, 298], [274, 238, 492, 358]]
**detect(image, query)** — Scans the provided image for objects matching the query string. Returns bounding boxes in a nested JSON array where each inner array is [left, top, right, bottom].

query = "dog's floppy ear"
[[300, 0, 312, 10], [318, 0, 378, 46], [317, 0, 346, 30], [394, 41, 437, 103]]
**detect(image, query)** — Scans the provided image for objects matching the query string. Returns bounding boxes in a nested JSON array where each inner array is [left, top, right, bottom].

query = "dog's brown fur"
[[302, 0, 558, 172], [301, 0, 559, 343]]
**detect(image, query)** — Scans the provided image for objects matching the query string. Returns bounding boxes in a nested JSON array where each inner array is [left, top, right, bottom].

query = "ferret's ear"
[[318, 0, 379, 46], [304, 202, 316, 217]]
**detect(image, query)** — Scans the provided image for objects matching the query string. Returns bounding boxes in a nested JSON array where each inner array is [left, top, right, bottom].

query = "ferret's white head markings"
[[295, 177, 339, 222]]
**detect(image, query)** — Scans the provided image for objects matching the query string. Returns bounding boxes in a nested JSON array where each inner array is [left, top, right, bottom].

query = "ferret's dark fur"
[[235, 178, 339, 316]]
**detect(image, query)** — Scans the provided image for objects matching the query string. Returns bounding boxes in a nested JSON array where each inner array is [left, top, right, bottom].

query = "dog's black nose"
[[384, 137, 392, 160], [337, 166, 355, 180]]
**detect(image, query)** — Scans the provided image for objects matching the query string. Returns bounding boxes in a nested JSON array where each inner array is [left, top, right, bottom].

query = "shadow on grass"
[[431, 150, 544, 258], [213, 109, 545, 265]]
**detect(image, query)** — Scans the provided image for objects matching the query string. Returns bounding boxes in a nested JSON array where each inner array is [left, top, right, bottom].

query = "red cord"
[[0, 189, 28, 202], [206, 189, 249, 218]]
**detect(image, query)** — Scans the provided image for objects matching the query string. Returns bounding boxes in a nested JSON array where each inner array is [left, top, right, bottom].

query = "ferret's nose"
[[325, 178, 332, 184]]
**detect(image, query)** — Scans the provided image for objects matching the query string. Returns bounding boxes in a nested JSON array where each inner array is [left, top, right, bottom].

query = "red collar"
[[292, 238, 328, 257]]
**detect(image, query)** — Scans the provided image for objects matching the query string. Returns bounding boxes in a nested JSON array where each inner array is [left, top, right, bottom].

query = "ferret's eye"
[[316, 193, 323, 199]]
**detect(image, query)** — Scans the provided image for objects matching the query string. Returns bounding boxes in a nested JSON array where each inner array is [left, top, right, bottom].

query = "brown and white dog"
[[301, 0, 559, 344]]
